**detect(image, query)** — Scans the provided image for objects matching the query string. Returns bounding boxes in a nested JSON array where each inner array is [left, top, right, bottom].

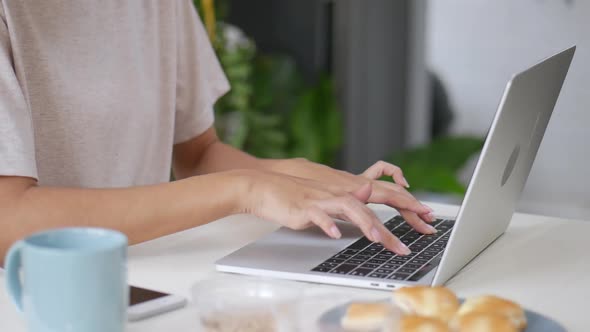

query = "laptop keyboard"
[[311, 216, 455, 282]]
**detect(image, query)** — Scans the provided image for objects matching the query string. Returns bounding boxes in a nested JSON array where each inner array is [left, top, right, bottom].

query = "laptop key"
[[411, 258, 429, 265], [401, 238, 416, 246], [398, 268, 417, 274], [368, 272, 389, 279], [397, 224, 411, 231], [375, 268, 395, 274], [382, 263, 401, 270], [425, 248, 442, 256], [346, 238, 372, 250], [370, 243, 384, 248], [389, 273, 410, 280], [402, 232, 420, 240], [359, 249, 377, 256], [332, 253, 352, 260], [419, 252, 435, 260], [354, 254, 374, 261], [360, 263, 380, 269], [409, 244, 426, 252], [403, 232, 415, 238], [404, 263, 424, 270], [367, 259, 386, 265], [385, 218, 404, 230], [326, 258, 345, 264], [375, 254, 392, 260], [392, 229, 407, 238], [414, 239, 433, 246], [365, 247, 381, 254], [349, 268, 373, 277], [312, 266, 332, 272], [330, 264, 357, 274], [391, 227, 408, 238], [391, 256, 410, 262], [347, 259, 366, 265]]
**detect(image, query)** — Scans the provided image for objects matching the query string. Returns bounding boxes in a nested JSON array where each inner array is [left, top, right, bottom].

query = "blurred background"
[[195, 0, 588, 221]]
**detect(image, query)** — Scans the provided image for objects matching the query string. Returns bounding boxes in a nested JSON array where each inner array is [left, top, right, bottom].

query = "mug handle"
[[5, 241, 24, 312]]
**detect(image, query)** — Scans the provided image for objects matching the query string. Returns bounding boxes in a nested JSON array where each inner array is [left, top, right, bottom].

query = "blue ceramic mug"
[[4, 227, 128, 332]]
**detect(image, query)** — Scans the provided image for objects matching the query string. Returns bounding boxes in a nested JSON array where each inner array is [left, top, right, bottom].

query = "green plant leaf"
[[252, 55, 302, 115], [386, 136, 484, 194]]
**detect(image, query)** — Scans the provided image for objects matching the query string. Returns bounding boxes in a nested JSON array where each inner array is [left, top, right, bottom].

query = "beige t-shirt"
[[0, 0, 229, 187]]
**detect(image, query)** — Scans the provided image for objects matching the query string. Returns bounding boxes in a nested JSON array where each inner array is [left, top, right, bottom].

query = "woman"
[[0, 0, 435, 263]]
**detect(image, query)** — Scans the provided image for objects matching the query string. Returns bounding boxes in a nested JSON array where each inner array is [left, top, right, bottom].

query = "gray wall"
[[427, 0, 589, 219], [333, 0, 430, 173]]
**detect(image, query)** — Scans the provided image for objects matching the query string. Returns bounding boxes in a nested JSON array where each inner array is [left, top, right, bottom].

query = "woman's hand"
[[267, 158, 437, 235], [235, 169, 432, 255]]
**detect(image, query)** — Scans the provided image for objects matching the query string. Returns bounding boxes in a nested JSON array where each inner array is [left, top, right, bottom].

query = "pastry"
[[397, 315, 450, 332], [392, 286, 460, 322], [456, 295, 526, 330], [341, 302, 400, 330], [451, 312, 518, 332]]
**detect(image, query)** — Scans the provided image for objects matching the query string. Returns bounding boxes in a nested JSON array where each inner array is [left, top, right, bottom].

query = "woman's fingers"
[[361, 160, 409, 188], [376, 180, 434, 223], [370, 183, 436, 234], [399, 210, 437, 235], [373, 219, 411, 255], [316, 195, 377, 242], [315, 192, 411, 255], [306, 206, 342, 239], [367, 186, 431, 215]]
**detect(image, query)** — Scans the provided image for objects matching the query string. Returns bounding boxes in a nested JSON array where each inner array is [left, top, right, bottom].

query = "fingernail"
[[371, 228, 382, 243], [426, 212, 436, 222], [426, 224, 438, 234], [331, 226, 342, 239], [398, 243, 411, 255], [403, 177, 410, 188]]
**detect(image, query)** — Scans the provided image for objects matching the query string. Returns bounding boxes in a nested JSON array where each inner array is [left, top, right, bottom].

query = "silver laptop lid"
[[432, 46, 575, 286]]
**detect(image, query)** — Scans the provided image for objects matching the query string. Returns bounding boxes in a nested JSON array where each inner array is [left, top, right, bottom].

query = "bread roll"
[[456, 295, 526, 330], [392, 286, 460, 322], [341, 302, 400, 330], [451, 312, 518, 332], [397, 315, 450, 332]]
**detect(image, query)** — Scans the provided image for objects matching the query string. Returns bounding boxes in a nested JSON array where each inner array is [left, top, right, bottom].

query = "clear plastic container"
[[192, 275, 303, 332]]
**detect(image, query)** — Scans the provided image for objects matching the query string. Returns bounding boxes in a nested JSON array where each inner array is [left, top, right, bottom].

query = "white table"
[[1, 203, 589, 331]]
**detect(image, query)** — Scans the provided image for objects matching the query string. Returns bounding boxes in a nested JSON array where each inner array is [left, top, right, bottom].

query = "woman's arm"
[[173, 126, 436, 234], [1, 167, 427, 264], [0, 172, 241, 264], [172, 126, 269, 178]]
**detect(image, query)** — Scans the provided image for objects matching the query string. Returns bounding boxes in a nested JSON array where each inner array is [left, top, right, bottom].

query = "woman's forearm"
[[0, 171, 243, 262], [172, 127, 279, 179]]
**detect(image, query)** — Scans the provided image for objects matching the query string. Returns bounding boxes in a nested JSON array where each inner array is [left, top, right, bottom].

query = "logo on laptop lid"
[[501, 145, 520, 187]]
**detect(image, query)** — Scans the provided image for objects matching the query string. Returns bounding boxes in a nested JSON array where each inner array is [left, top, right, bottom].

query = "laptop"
[[216, 46, 575, 290]]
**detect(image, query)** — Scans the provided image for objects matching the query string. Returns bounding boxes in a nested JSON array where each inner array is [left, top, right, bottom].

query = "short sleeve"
[[174, 0, 230, 144], [0, 4, 38, 179]]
